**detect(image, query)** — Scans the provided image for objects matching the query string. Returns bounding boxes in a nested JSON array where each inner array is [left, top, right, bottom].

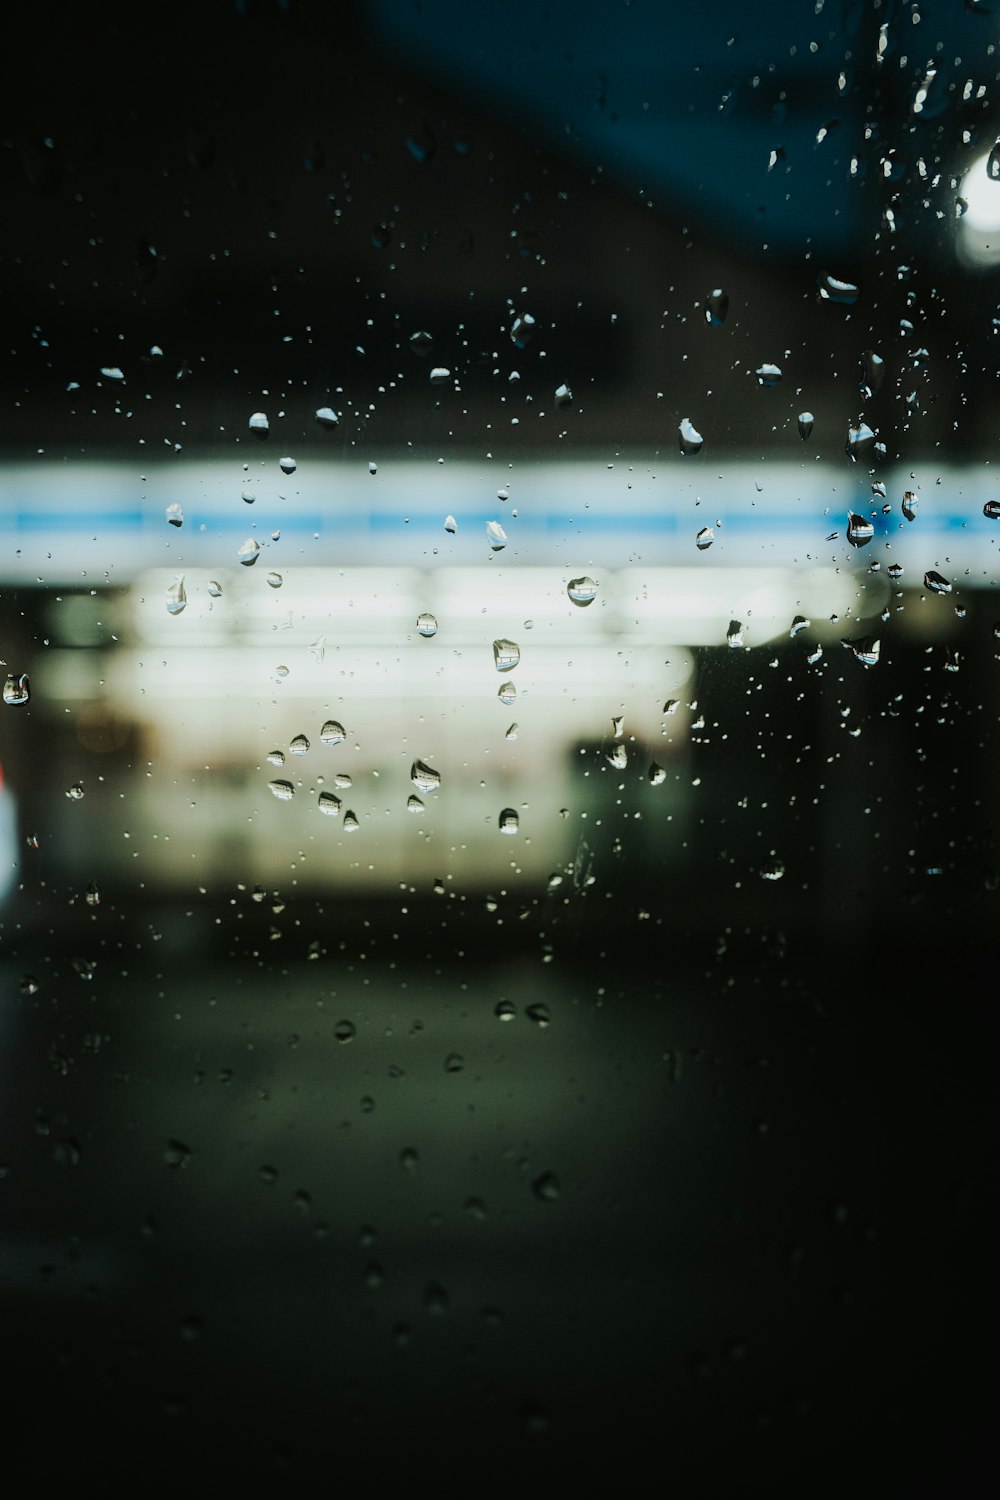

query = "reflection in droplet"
[[818, 272, 859, 305], [208, 580, 223, 598], [984, 500, 1000, 519], [902, 491, 919, 522], [320, 720, 346, 746], [411, 760, 441, 792], [493, 639, 520, 672], [166, 502, 183, 528], [343, 810, 360, 832], [444, 514, 457, 533], [487, 520, 508, 550], [249, 411, 269, 438], [406, 795, 425, 813], [238, 538, 260, 566], [860, 350, 885, 398], [705, 288, 729, 326], [498, 681, 517, 705], [268, 780, 295, 801], [846, 420, 876, 463], [318, 792, 342, 816], [924, 570, 951, 594], [695, 527, 714, 550], [606, 744, 627, 769], [163, 576, 187, 616], [505, 722, 518, 741], [315, 406, 339, 429], [278, 456, 297, 475], [649, 763, 666, 785], [429, 366, 450, 385], [3, 673, 30, 706], [846, 513, 875, 547], [266, 571, 283, 589], [790, 615, 810, 636], [727, 619, 744, 648], [887, 563, 904, 581], [847, 637, 881, 667], [678, 417, 703, 455], [499, 808, 519, 835], [567, 576, 598, 606], [416, 612, 438, 637], [759, 857, 785, 881], [755, 363, 783, 387], [798, 412, 815, 440], [289, 734, 310, 755]]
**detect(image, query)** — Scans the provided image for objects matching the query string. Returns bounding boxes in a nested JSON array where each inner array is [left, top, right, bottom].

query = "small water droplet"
[[798, 411, 815, 440], [406, 794, 425, 813], [342, 810, 360, 832], [165, 576, 187, 615], [499, 807, 519, 835], [649, 763, 666, 785], [487, 520, 508, 550], [726, 620, 744, 648], [308, 636, 326, 661], [416, 612, 438, 637], [924, 570, 951, 594], [846, 513, 875, 547], [526, 1002, 550, 1027], [845, 420, 876, 463], [902, 491, 919, 522], [493, 638, 520, 672], [409, 330, 433, 355], [554, 382, 573, 407], [532, 1171, 560, 1202], [705, 288, 729, 326], [495, 1000, 516, 1021], [847, 637, 880, 667], [817, 272, 859, 305], [249, 411, 269, 438], [333, 772, 352, 789], [790, 615, 810, 636], [266, 571, 283, 589], [860, 349, 885, 398], [289, 734, 310, 755], [411, 760, 441, 792], [278, 456, 297, 475], [85, 881, 100, 908], [755, 362, 783, 387], [320, 720, 346, 746], [887, 562, 904, 581], [238, 538, 260, 566], [208, 579, 223, 598], [3, 673, 30, 706], [606, 743, 627, 769], [399, 1147, 419, 1174], [164, 1140, 191, 1169], [498, 681, 517, 705], [567, 576, 598, 606], [66, 783, 85, 800], [268, 780, 295, 801], [315, 406, 339, 429], [511, 311, 536, 346], [275, 664, 289, 678], [166, 502, 183, 527], [678, 417, 703, 455], [20, 974, 40, 995], [318, 792, 342, 816], [266, 750, 285, 766], [444, 1052, 464, 1072], [696, 527, 714, 550], [334, 1019, 356, 1044], [505, 722, 519, 741], [759, 857, 785, 881], [443, 514, 457, 533]]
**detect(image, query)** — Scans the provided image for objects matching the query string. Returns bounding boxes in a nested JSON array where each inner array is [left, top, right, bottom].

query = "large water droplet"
[[984, 500, 1000, 519], [860, 350, 885, 398], [755, 362, 783, 387], [416, 612, 438, 637], [343, 810, 360, 832], [443, 514, 457, 533], [759, 856, 785, 881], [567, 576, 598, 606], [238, 538, 260, 566], [554, 382, 573, 408], [705, 288, 729, 326], [606, 744, 627, 769], [923, 570, 951, 594], [289, 734, 310, 755], [988, 140, 1000, 180], [499, 808, 519, 835], [315, 406, 339, 429], [406, 794, 425, 813], [678, 417, 703, 455], [532, 1172, 560, 1202], [333, 772, 352, 789], [847, 637, 880, 667], [845, 420, 876, 463], [166, 502, 183, 528], [486, 520, 507, 550], [409, 330, 433, 356], [902, 491, 919, 522], [266, 571, 283, 589], [511, 311, 536, 347], [249, 411, 269, 438], [727, 619, 744, 647], [3, 673, 30, 706], [166, 577, 187, 615], [649, 763, 666, 785], [498, 681, 517, 705], [818, 272, 859, 305], [268, 780, 295, 801], [208, 580, 223, 598], [278, 456, 297, 475], [318, 792, 342, 816], [696, 527, 714, 550], [846, 513, 875, 547], [429, 366, 451, 386], [798, 411, 814, 440], [505, 722, 519, 741], [266, 750, 285, 766], [320, 720, 346, 746], [411, 760, 441, 792], [493, 638, 520, 671], [66, 783, 85, 800], [790, 615, 810, 636]]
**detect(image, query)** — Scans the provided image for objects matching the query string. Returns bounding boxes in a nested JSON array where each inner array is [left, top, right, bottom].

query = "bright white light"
[[957, 147, 1000, 265]]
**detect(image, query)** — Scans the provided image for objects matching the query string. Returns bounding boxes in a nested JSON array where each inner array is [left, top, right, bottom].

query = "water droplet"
[[546, 872, 563, 893], [611, 715, 624, 738], [726, 620, 744, 648], [320, 720, 346, 746], [755, 362, 783, 387], [887, 563, 904, 581], [409, 330, 433, 355], [289, 734, 310, 755], [817, 272, 859, 305], [606, 744, 627, 769], [511, 311, 536, 346], [554, 382, 573, 407], [790, 615, 810, 636], [860, 350, 885, 398], [242, 489, 255, 504], [165, 576, 187, 615], [399, 1147, 419, 1174], [486, 520, 508, 550], [532, 1172, 560, 1202], [696, 527, 714, 550], [443, 514, 457, 533], [429, 366, 451, 385], [411, 760, 441, 792], [505, 722, 519, 741], [266, 750, 285, 767], [526, 1003, 550, 1027], [499, 808, 519, 835], [249, 411, 269, 438], [846, 513, 874, 547], [649, 763, 666, 785], [318, 792, 342, 816], [902, 491, 919, 522], [100, 366, 125, 382], [334, 1019, 356, 1044], [678, 417, 703, 455], [705, 288, 729, 326], [308, 636, 326, 661], [567, 576, 598, 606], [268, 780, 295, 801], [847, 637, 881, 667], [984, 501, 1000, 519], [406, 794, 425, 813], [238, 538, 260, 566], [798, 411, 814, 440], [164, 1140, 191, 1169], [845, 420, 876, 463], [342, 810, 360, 832], [495, 1000, 516, 1021], [278, 456, 297, 475], [3, 673, 30, 706], [275, 665, 289, 678], [66, 783, 85, 800], [266, 571, 283, 589], [493, 639, 520, 672], [759, 857, 785, 881], [20, 974, 39, 995], [333, 772, 352, 789], [416, 612, 438, 637], [444, 1052, 464, 1072], [166, 502, 183, 527], [955, 196, 969, 219], [924, 570, 951, 594], [85, 882, 100, 908], [315, 406, 339, 429], [498, 681, 516, 705], [208, 580, 223, 598]]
